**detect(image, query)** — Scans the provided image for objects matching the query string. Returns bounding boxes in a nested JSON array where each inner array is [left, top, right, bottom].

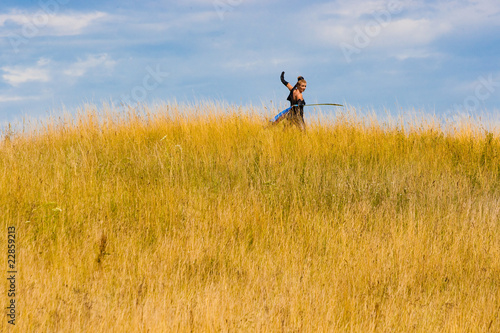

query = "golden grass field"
[[1, 102, 500, 332]]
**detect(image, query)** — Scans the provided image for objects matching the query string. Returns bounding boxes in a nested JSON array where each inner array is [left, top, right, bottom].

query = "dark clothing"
[[286, 86, 306, 130]]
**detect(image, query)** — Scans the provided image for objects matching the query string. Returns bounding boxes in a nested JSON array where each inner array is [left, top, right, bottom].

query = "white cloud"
[[64, 54, 116, 77], [0, 10, 108, 37], [46, 12, 107, 35], [303, 0, 500, 57], [432, 0, 500, 27], [0, 95, 24, 102], [177, 0, 274, 5], [0, 54, 116, 88], [379, 18, 452, 46], [1, 61, 51, 86], [393, 49, 443, 61], [451, 72, 500, 95], [0, 95, 40, 103], [315, 0, 401, 18]]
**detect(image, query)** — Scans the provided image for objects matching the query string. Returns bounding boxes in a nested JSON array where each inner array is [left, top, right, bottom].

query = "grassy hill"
[[1, 103, 500, 332]]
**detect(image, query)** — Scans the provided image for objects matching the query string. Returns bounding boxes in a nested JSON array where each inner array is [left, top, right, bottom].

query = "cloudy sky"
[[1, 0, 499, 123]]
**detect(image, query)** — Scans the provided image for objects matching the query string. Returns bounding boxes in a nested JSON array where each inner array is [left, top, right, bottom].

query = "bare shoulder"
[[293, 88, 303, 100]]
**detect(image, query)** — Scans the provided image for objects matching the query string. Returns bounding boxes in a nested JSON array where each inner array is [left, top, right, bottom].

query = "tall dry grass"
[[1, 102, 500, 332]]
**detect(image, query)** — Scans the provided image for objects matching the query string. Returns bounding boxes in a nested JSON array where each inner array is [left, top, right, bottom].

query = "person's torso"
[[287, 87, 305, 116]]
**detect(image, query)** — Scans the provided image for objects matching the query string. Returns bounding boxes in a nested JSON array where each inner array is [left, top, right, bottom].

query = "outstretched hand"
[[280, 71, 288, 86]]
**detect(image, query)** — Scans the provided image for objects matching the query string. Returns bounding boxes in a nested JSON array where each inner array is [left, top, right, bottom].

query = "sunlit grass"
[[1, 102, 500, 332]]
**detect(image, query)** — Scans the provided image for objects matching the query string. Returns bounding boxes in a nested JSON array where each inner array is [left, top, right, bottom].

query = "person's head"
[[296, 76, 307, 93]]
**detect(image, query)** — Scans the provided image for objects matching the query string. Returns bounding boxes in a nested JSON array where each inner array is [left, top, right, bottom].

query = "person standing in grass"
[[273, 71, 307, 130]]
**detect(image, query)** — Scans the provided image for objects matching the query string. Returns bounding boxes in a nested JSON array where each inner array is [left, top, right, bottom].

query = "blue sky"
[[1, 0, 499, 124]]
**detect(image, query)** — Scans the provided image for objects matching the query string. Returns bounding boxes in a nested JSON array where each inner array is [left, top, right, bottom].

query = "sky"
[[1, 0, 500, 124]]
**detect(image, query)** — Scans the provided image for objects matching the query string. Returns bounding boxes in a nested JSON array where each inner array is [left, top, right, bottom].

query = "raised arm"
[[280, 71, 294, 91]]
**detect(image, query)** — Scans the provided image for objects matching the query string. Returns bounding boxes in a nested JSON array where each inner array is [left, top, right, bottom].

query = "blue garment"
[[271, 106, 292, 122]]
